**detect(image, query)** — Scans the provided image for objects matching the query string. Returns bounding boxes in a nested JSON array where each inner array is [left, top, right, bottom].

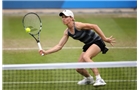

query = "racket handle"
[[37, 42, 44, 56]]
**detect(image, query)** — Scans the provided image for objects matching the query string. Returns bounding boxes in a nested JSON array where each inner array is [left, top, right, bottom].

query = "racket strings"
[[23, 13, 41, 35]]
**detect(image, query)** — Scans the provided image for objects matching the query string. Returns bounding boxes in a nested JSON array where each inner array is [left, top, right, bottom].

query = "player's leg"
[[76, 52, 90, 77], [76, 52, 94, 85], [83, 44, 100, 75], [83, 44, 106, 86]]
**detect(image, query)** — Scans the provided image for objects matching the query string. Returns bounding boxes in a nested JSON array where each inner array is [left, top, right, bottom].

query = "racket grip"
[[37, 42, 44, 56]]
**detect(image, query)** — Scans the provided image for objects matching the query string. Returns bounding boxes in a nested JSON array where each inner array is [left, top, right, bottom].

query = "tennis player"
[[39, 10, 115, 86]]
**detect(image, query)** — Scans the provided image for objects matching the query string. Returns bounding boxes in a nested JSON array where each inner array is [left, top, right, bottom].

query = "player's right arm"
[[39, 29, 69, 55]]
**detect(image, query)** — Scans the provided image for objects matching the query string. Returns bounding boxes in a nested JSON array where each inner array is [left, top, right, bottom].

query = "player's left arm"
[[76, 22, 115, 46], [39, 29, 69, 55]]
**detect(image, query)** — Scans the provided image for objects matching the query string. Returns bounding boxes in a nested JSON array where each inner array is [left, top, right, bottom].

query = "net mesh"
[[3, 61, 137, 90]]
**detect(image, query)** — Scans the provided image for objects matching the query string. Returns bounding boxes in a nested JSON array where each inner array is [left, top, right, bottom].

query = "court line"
[[3, 47, 137, 50], [3, 80, 137, 84]]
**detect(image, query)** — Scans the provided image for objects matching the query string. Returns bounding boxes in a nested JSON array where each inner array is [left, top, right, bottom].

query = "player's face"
[[61, 15, 72, 25]]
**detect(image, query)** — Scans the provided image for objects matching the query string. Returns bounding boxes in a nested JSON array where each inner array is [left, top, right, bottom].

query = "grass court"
[[2, 12, 137, 90]]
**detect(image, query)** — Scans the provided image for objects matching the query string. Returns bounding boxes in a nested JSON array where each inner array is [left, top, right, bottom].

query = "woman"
[[39, 10, 115, 86]]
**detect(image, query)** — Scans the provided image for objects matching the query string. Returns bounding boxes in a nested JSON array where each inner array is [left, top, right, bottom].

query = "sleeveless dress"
[[67, 23, 108, 54]]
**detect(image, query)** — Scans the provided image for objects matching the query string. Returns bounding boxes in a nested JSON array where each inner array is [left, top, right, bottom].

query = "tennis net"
[[2, 61, 137, 90]]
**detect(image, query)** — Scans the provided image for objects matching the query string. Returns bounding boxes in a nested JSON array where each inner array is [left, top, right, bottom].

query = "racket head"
[[22, 12, 42, 35]]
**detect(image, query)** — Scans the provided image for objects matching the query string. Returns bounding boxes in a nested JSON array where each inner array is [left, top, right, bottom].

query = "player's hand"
[[104, 36, 115, 46], [39, 50, 46, 56]]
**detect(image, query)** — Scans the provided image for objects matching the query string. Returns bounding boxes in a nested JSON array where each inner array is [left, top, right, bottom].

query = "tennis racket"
[[22, 12, 44, 55]]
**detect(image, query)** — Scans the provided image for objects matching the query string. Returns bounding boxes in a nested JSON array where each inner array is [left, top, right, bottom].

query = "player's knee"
[[82, 54, 90, 62]]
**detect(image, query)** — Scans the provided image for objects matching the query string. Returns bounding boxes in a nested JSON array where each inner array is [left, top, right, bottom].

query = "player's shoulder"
[[75, 21, 87, 30], [63, 28, 69, 35], [75, 21, 83, 25], [75, 21, 92, 25], [75, 21, 91, 26]]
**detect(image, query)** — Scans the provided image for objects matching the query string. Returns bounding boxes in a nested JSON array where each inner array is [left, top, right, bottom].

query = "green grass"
[[2, 14, 137, 90], [3, 49, 136, 64]]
